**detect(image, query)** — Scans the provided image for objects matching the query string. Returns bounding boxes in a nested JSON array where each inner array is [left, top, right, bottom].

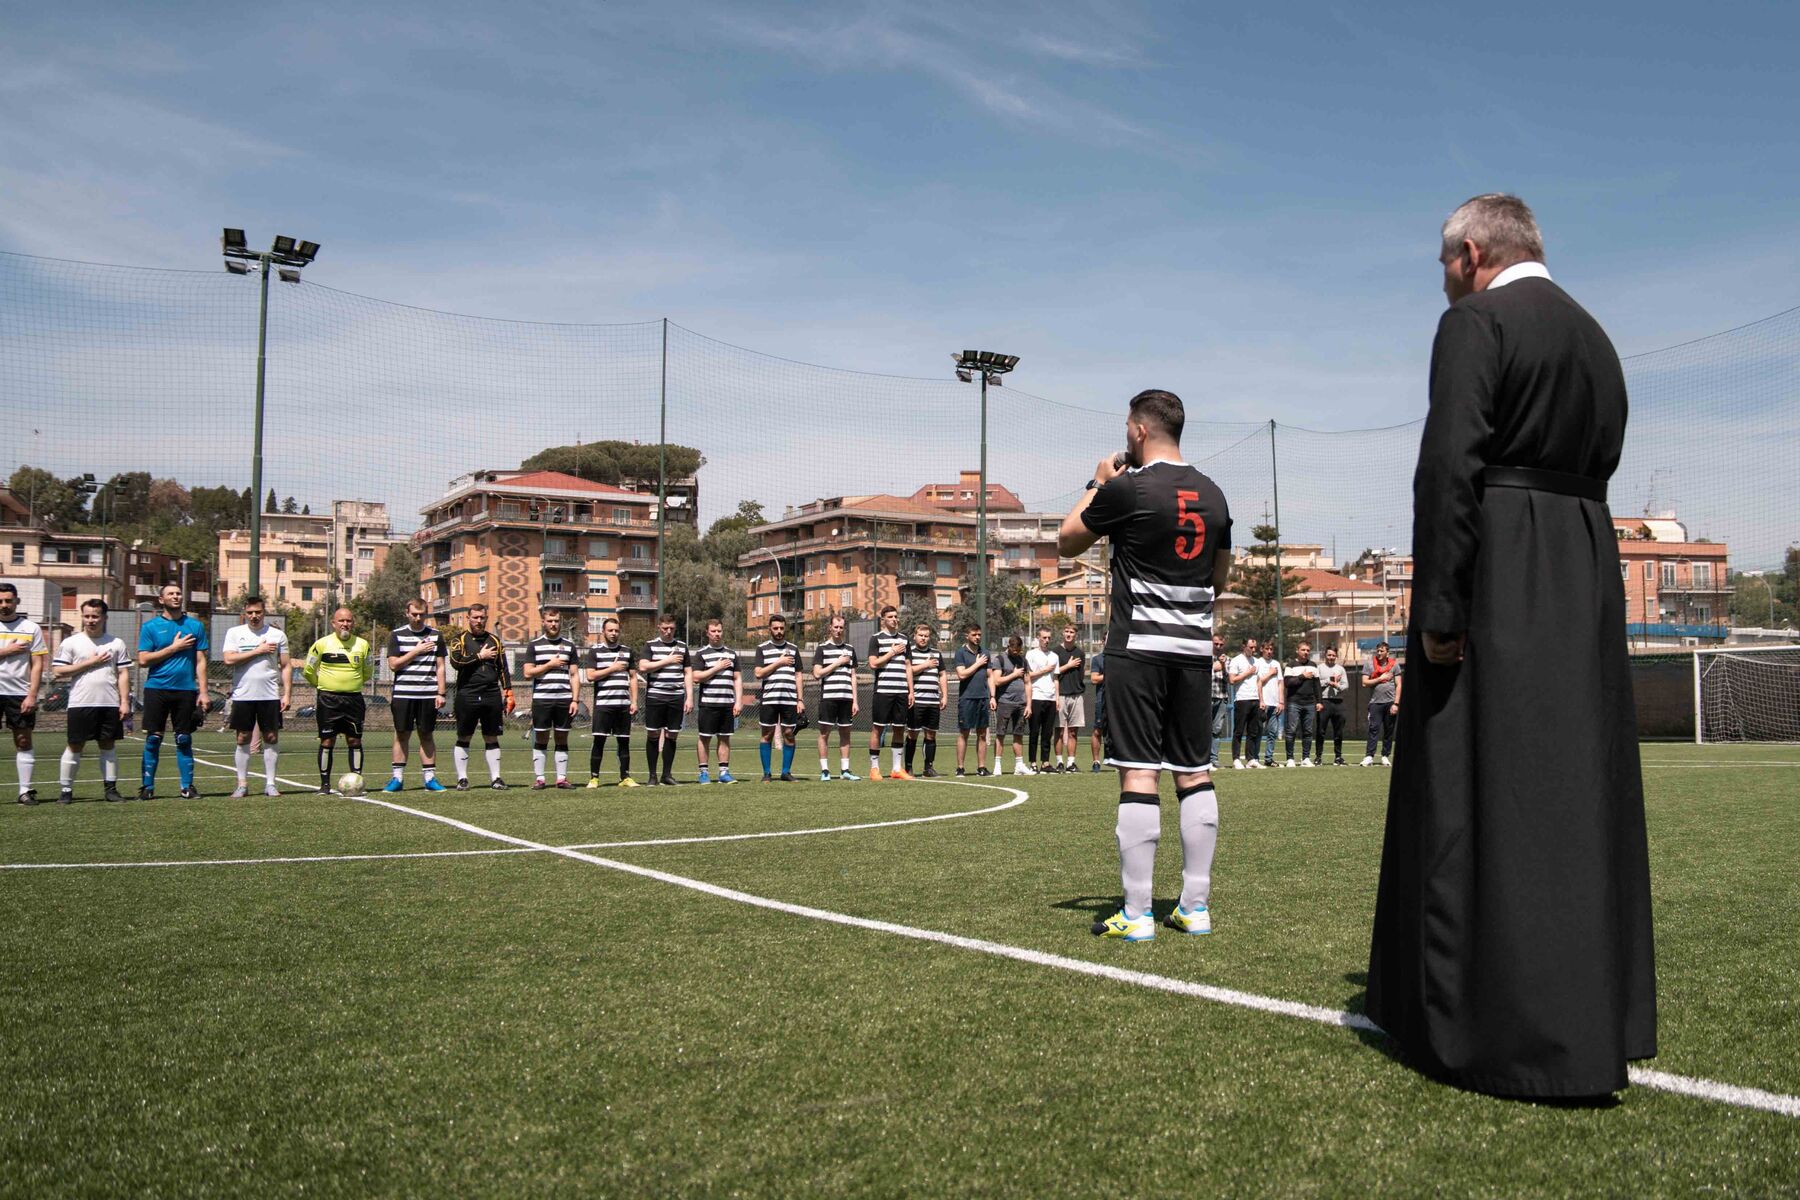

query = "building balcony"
[[538, 593, 585, 609], [617, 593, 658, 610], [617, 559, 659, 575], [898, 569, 935, 584], [540, 553, 587, 570]]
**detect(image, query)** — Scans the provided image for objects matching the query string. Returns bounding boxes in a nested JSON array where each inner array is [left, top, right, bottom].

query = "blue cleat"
[[382, 778, 405, 793], [423, 778, 447, 792], [717, 769, 736, 785], [697, 769, 712, 785]]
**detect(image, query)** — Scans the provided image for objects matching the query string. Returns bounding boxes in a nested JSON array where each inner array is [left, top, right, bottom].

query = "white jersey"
[[1229, 653, 1259, 701], [53, 633, 129, 709], [1318, 663, 1349, 700], [1258, 656, 1283, 707], [1026, 647, 1059, 701], [0, 616, 48, 696], [224, 623, 289, 702]]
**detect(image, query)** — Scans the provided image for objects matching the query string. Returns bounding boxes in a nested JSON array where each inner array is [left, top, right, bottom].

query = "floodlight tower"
[[952, 350, 1019, 648], [221, 229, 321, 596]]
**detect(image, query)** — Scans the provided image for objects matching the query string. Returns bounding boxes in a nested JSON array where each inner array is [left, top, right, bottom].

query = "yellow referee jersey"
[[303, 633, 373, 694]]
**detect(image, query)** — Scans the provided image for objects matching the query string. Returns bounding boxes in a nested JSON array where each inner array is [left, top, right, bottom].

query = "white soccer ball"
[[338, 772, 366, 796]]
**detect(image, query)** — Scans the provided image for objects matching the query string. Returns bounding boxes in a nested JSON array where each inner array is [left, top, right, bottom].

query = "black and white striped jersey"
[[908, 644, 945, 706], [1079, 460, 1232, 667], [694, 644, 739, 707], [868, 630, 910, 695], [588, 640, 634, 708], [386, 625, 446, 700], [526, 636, 577, 702], [639, 638, 690, 702], [813, 640, 858, 702], [756, 640, 802, 705]]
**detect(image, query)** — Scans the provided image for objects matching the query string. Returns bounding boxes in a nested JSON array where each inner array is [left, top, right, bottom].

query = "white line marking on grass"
[[1, 848, 534, 871], [1642, 762, 1800, 769], [345, 783, 1800, 1121]]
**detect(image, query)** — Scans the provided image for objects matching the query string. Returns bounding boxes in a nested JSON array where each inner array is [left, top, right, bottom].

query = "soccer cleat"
[[697, 769, 711, 785], [59, 789, 74, 806], [976, 767, 990, 777], [181, 787, 200, 800], [820, 769, 832, 782], [890, 768, 913, 781], [1163, 903, 1212, 935], [779, 772, 795, 782], [318, 784, 334, 794], [137, 787, 153, 801], [645, 776, 661, 787], [1382, 755, 1392, 767], [532, 779, 548, 790], [230, 785, 249, 799], [18, 789, 37, 807], [761, 774, 773, 783], [868, 766, 884, 781], [424, 778, 447, 792], [1091, 763, 1104, 773], [1091, 909, 1155, 941], [491, 779, 510, 790], [617, 776, 640, 788], [718, 770, 736, 784], [456, 778, 472, 790], [955, 768, 966, 776], [1360, 756, 1374, 767], [660, 773, 677, 787], [556, 779, 572, 789], [1335, 758, 1347, 767], [838, 770, 860, 781], [922, 767, 941, 778], [382, 778, 405, 792], [264, 785, 281, 798], [103, 785, 125, 803], [587, 776, 602, 789]]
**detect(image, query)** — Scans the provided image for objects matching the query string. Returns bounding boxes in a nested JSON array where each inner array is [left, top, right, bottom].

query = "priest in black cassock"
[[1367, 194, 1656, 1098]]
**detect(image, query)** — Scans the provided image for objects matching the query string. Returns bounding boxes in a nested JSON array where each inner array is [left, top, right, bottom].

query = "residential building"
[[1615, 515, 1732, 649], [414, 469, 661, 643], [2, 486, 212, 623], [910, 470, 1025, 515], [217, 511, 334, 609], [331, 500, 407, 599]]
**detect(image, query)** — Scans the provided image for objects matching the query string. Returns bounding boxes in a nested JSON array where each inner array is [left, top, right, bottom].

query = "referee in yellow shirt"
[[304, 607, 374, 794]]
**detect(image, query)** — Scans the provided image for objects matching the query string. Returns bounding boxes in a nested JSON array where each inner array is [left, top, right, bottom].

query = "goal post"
[[1692, 645, 1800, 744]]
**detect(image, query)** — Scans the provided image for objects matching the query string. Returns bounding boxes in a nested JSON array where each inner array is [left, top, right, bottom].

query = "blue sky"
[[5, 0, 1798, 425]]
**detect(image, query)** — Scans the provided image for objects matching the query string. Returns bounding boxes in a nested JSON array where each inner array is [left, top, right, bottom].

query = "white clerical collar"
[[1487, 261, 1552, 291]]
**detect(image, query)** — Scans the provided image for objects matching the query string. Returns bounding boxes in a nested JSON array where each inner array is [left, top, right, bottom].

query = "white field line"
[[1641, 763, 1800, 769], [2, 848, 536, 871], [346, 783, 1800, 1121]]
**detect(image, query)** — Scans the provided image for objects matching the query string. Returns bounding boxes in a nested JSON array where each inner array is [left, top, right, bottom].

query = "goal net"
[[1694, 646, 1800, 743]]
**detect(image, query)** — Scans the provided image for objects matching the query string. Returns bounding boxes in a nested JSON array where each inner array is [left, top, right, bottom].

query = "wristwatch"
[[1084, 479, 1099, 491]]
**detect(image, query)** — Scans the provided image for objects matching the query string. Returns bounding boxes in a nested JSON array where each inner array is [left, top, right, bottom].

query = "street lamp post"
[[952, 351, 1019, 647], [221, 229, 321, 598]]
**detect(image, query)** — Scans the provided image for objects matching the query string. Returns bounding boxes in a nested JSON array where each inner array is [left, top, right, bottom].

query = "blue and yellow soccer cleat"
[[382, 778, 404, 793], [423, 778, 447, 792], [1090, 909, 1156, 942], [1163, 903, 1212, 935]]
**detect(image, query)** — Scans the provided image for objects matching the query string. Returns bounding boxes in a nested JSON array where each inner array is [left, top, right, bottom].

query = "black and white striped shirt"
[[813, 640, 857, 702], [908, 644, 945, 707], [588, 641, 634, 708], [756, 640, 802, 705], [639, 638, 690, 702], [869, 630, 910, 695], [387, 625, 446, 700], [695, 644, 739, 707], [527, 636, 577, 703], [1079, 460, 1232, 667]]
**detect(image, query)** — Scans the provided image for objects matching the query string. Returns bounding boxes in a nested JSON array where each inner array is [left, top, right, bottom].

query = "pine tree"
[[265, 488, 278, 513], [1220, 521, 1314, 656]]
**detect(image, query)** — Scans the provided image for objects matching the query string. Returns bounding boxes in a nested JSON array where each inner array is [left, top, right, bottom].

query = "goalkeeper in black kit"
[[447, 601, 513, 790]]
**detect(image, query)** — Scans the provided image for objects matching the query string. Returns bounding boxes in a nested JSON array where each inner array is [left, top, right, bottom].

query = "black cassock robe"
[[1367, 274, 1657, 1097]]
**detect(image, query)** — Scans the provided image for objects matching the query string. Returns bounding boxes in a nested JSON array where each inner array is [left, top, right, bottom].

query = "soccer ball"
[[337, 772, 366, 796]]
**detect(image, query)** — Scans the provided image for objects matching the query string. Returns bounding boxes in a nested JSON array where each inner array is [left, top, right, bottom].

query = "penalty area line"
[[349, 785, 1800, 1121]]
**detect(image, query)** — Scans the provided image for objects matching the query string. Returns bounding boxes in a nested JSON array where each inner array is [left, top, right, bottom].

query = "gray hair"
[[1441, 193, 1544, 267]]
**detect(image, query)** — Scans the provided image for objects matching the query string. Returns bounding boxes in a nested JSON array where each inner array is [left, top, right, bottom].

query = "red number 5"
[[1174, 490, 1205, 560]]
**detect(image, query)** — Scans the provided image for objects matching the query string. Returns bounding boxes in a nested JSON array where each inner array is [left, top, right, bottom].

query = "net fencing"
[[1695, 646, 1800, 744], [2, 248, 1795, 690]]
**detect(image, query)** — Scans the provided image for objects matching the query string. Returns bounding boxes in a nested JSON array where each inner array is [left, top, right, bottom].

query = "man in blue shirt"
[[136, 582, 210, 799]]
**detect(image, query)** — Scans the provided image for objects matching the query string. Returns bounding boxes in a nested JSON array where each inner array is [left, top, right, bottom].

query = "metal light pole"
[[953, 351, 1018, 647], [657, 317, 668, 614], [222, 229, 320, 598]]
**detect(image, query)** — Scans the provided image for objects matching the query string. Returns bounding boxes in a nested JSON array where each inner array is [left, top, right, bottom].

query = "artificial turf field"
[[3, 733, 1796, 1198]]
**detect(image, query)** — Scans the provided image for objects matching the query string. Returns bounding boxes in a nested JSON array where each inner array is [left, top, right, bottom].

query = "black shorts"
[[870, 693, 909, 728], [816, 698, 854, 728], [591, 706, 632, 737], [957, 695, 990, 732], [228, 699, 283, 735], [316, 691, 366, 739], [908, 704, 941, 733], [141, 688, 198, 737], [531, 699, 574, 732], [697, 705, 737, 737], [392, 697, 439, 735], [644, 698, 685, 734], [760, 702, 799, 730], [66, 705, 123, 744], [455, 691, 505, 740], [1, 694, 37, 733], [1103, 655, 1214, 773], [996, 701, 1026, 737]]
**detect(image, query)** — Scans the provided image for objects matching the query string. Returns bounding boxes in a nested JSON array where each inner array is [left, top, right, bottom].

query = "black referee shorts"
[[315, 691, 366, 740], [1103, 655, 1213, 773], [455, 691, 505, 741]]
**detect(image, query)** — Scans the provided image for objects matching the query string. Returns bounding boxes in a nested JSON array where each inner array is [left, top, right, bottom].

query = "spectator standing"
[[1209, 633, 1232, 770], [993, 635, 1030, 774], [1314, 647, 1349, 765], [1053, 626, 1086, 772], [1362, 641, 1401, 766], [1257, 644, 1284, 768], [1282, 642, 1320, 766], [952, 624, 994, 777], [1228, 636, 1260, 768], [1024, 627, 1060, 773], [1088, 650, 1107, 774]]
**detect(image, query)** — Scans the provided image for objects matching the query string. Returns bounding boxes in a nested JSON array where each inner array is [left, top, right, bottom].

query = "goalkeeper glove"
[[503, 688, 515, 716]]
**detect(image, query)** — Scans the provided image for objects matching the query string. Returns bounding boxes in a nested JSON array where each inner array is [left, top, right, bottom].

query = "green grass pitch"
[[3, 732, 1796, 1197]]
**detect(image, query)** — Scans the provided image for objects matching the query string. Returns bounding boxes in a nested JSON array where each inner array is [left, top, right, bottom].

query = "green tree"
[[1220, 522, 1315, 655], [520, 441, 705, 488], [349, 543, 421, 633], [93, 472, 152, 526], [7, 466, 89, 527], [896, 598, 940, 643], [660, 559, 746, 643], [148, 478, 191, 524], [701, 500, 764, 572], [946, 579, 1040, 647], [282, 496, 299, 514], [265, 488, 278, 513], [191, 485, 250, 533]]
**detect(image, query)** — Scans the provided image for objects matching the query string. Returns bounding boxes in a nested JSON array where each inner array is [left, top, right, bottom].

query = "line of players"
[[1213, 634, 1404, 769]]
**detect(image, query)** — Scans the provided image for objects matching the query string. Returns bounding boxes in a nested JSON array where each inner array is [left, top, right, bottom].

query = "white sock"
[[263, 746, 279, 784], [554, 750, 568, 780], [1116, 798, 1161, 919], [235, 744, 252, 784], [422, 763, 436, 781], [61, 747, 79, 787], [870, 752, 880, 771], [453, 745, 469, 780], [392, 764, 405, 782], [840, 754, 850, 772], [1178, 786, 1219, 911], [892, 747, 903, 770], [532, 748, 546, 778], [99, 748, 117, 782], [16, 750, 33, 792], [485, 747, 502, 781]]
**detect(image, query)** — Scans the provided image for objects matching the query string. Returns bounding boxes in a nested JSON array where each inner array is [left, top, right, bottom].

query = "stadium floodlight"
[[272, 234, 296, 256], [222, 228, 248, 253], [295, 240, 321, 262], [951, 348, 1020, 645], [277, 268, 301, 284], [225, 260, 251, 275]]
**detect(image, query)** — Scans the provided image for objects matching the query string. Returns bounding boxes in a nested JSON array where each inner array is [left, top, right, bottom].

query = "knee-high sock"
[[61, 747, 80, 787], [174, 733, 194, 789], [484, 746, 502, 781], [590, 738, 606, 775], [318, 744, 334, 787], [759, 742, 772, 775], [780, 742, 794, 776], [644, 734, 661, 779], [141, 733, 162, 790], [99, 747, 117, 782], [554, 748, 568, 780], [924, 738, 937, 770], [904, 733, 917, 773], [16, 749, 33, 793], [1177, 784, 1218, 910], [616, 738, 630, 778], [453, 744, 470, 780], [263, 746, 279, 785], [348, 744, 363, 773], [235, 744, 252, 783], [1116, 792, 1161, 919], [533, 746, 547, 778], [660, 737, 677, 777]]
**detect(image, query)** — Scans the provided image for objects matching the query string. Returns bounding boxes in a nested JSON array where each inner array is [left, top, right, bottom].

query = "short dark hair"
[[0, 583, 18, 597], [242, 594, 265, 607], [879, 604, 897, 618], [469, 602, 489, 614], [1128, 389, 1185, 443], [966, 623, 981, 634], [539, 605, 560, 616], [770, 612, 787, 624], [657, 611, 675, 623], [81, 598, 108, 614], [914, 623, 931, 633]]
